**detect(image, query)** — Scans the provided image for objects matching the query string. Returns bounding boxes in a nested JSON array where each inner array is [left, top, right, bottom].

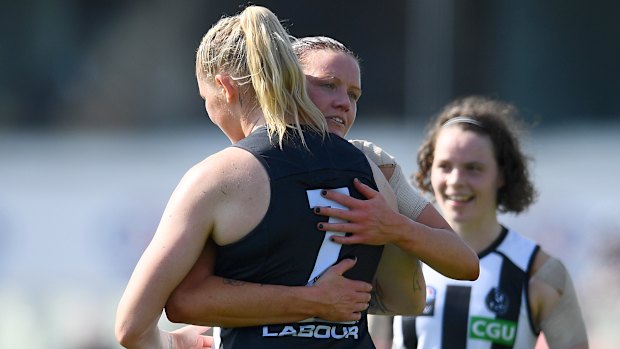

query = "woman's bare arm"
[[166, 240, 373, 327]]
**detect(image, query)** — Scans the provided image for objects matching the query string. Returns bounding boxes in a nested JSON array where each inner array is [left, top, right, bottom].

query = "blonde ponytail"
[[197, 5, 327, 147]]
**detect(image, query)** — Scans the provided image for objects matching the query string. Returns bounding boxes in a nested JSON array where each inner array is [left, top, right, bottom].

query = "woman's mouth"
[[445, 194, 473, 203], [326, 116, 345, 126]]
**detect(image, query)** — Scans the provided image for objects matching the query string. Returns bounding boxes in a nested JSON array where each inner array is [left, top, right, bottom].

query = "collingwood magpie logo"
[[485, 287, 510, 315]]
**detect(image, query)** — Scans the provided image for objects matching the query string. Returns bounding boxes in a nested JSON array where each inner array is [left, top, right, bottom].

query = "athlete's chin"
[[442, 206, 469, 224], [327, 123, 347, 137], [449, 215, 470, 224]]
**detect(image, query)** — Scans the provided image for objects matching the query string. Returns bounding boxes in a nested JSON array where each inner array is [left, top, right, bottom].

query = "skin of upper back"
[[198, 147, 270, 246]]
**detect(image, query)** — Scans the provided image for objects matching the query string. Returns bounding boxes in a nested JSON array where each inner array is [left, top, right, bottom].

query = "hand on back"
[[315, 178, 403, 246], [312, 257, 373, 322]]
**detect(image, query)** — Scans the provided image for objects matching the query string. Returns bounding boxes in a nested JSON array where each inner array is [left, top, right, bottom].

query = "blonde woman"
[[115, 7, 420, 349]]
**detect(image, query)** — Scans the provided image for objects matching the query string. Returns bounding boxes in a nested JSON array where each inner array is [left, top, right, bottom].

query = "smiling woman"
[[390, 96, 589, 349], [295, 37, 362, 137], [430, 124, 503, 235]]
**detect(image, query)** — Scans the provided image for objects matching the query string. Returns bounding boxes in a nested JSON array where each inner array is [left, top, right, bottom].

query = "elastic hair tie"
[[441, 116, 482, 128]]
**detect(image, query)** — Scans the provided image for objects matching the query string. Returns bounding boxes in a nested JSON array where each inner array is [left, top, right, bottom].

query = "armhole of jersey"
[[525, 244, 542, 335], [231, 143, 272, 178]]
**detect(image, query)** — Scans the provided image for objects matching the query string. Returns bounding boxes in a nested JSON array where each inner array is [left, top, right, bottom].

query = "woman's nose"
[[446, 168, 462, 185], [334, 91, 351, 112]]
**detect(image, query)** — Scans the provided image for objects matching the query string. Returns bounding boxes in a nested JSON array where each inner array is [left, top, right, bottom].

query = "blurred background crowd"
[[1, 1, 618, 348]]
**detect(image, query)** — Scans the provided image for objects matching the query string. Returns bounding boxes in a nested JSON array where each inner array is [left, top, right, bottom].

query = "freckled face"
[[430, 126, 503, 226], [301, 49, 361, 137]]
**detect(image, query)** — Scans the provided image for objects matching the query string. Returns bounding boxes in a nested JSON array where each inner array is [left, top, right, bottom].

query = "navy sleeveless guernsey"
[[214, 126, 382, 349]]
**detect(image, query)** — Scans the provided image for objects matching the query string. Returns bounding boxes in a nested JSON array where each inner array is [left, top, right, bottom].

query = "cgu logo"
[[469, 316, 517, 346]]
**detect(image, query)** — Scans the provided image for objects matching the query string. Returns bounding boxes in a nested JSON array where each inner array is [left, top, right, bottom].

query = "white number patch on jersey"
[[305, 187, 350, 286]]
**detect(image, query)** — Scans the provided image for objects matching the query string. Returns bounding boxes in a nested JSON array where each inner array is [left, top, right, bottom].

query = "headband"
[[441, 116, 482, 128]]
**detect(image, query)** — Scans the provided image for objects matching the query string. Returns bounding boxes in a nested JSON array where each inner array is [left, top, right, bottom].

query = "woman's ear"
[[214, 74, 238, 104]]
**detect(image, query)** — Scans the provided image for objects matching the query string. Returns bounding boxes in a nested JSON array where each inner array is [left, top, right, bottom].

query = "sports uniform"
[[214, 127, 382, 349], [394, 227, 540, 349]]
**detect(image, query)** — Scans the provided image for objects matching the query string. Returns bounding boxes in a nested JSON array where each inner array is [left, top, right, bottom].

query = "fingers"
[[201, 335, 214, 348], [327, 257, 357, 275], [319, 179, 377, 203], [330, 233, 363, 245], [314, 205, 350, 222], [352, 177, 378, 199], [313, 261, 373, 322], [331, 307, 364, 322], [316, 218, 358, 232], [313, 179, 378, 220], [170, 325, 214, 347], [319, 186, 359, 208], [327, 259, 374, 292], [324, 259, 373, 293]]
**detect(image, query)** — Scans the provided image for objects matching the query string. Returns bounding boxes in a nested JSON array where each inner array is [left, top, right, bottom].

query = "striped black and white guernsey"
[[214, 126, 383, 349], [393, 227, 540, 349]]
